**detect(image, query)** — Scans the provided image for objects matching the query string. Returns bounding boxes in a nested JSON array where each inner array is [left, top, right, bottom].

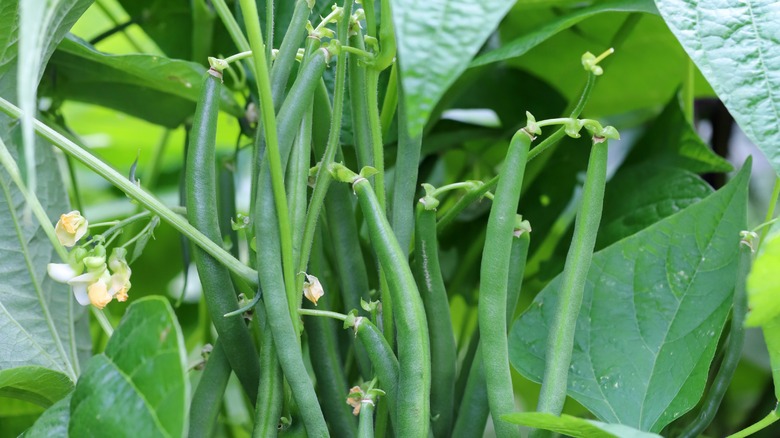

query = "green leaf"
[[746, 222, 780, 327], [746, 223, 780, 400], [622, 97, 732, 174], [0, 121, 89, 394], [470, 0, 659, 68], [502, 412, 663, 438], [22, 394, 71, 438], [0, 366, 73, 407], [655, 0, 780, 177], [510, 161, 750, 432], [69, 296, 189, 438], [597, 166, 712, 250], [390, 0, 517, 136], [43, 35, 243, 128]]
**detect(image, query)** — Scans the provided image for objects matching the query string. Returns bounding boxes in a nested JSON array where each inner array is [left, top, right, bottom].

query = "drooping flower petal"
[[68, 268, 105, 307], [87, 278, 112, 309], [55, 211, 88, 247], [47, 263, 79, 283], [302, 273, 324, 306]]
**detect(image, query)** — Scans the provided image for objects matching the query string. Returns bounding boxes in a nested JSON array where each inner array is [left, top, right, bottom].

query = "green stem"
[[683, 57, 695, 123], [224, 51, 253, 64], [380, 62, 398, 139], [296, 0, 353, 292], [239, 0, 297, 326], [189, 341, 231, 438], [0, 97, 258, 287], [759, 175, 780, 251], [726, 409, 780, 438], [211, 0, 251, 52], [298, 308, 348, 321], [367, 69, 387, 210], [91, 307, 114, 337], [534, 138, 609, 429]]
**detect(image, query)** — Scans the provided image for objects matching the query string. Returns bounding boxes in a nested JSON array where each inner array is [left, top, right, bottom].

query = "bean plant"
[[2, 0, 780, 437]]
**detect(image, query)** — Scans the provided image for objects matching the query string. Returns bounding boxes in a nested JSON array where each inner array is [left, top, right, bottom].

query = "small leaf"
[[510, 161, 750, 432], [655, 0, 780, 176], [69, 297, 189, 438], [130, 216, 161, 264], [390, 0, 517, 135], [502, 412, 663, 438], [470, 0, 659, 68]]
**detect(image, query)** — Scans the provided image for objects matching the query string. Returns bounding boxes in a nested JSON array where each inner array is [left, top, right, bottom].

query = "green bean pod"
[[188, 341, 231, 438], [358, 396, 377, 438], [348, 31, 374, 169], [534, 139, 609, 427], [287, 105, 313, 264], [478, 129, 533, 437], [306, 232, 357, 438], [186, 69, 259, 400], [352, 176, 431, 437], [451, 345, 488, 438], [678, 244, 752, 438], [391, 87, 423, 255], [413, 202, 456, 437], [270, 0, 313, 111], [253, 305, 284, 438], [453, 225, 530, 438], [351, 316, 399, 429]]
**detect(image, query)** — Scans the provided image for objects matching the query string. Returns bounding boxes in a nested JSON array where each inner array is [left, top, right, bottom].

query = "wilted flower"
[[87, 274, 113, 309], [302, 273, 324, 306], [108, 247, 132, 302], [346, 386, 363, 416], [55, 211, 88, 247]]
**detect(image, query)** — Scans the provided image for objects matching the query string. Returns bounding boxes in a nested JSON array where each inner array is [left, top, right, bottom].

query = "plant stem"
[[239, 0, 297, 325], [298, 308, 348, 321], [759, 175, 780, 251], [91, 307, 114, 337], [0, 97, 258, 287], [211, 0, 251, 52], [727, 409, 780, 438], [380, 62, 398, 139]]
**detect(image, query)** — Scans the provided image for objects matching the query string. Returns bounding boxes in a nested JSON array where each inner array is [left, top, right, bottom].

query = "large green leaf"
[[22, 393, 71, 438], [510, 161, 750, 432], [470, 0, 659, 68], [69, 297, 189, 437], [502, 413, 663, 438], [390, 0, 516, 136], [655, 0, 780, 176], [43, 35, 243, 127], [0, 121, 89, 404]]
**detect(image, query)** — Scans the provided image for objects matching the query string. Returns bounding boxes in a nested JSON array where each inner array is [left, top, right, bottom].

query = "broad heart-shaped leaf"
[[42, 35, 243, 128], [391, 0, 516, 136], [0, 121, 90, 403], [470, 0, 659, 68], [502, 413, 663, 438], [655, 0, 780, 177], [510, 160, 750, 432], [69, 297, 189, 438]]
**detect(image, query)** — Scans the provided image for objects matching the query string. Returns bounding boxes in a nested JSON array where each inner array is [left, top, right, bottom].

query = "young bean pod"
[[347, 171, 431, 437], [413, 201, 456, 437], [391, 87, 423, 255], [270, 0, 313, 111], [253, 305, 283, 438], [189, 341, 231, 438], [478, 128, 533, 437], [186, 69, 259, 400], [533, 138, 609, 431]]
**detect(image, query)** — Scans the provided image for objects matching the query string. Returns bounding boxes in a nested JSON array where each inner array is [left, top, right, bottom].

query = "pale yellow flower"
[[87, 276, 113, 309], [55, 211, 88, 247], [302, 273, 324, 306], [108, 248, 132, 302]]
